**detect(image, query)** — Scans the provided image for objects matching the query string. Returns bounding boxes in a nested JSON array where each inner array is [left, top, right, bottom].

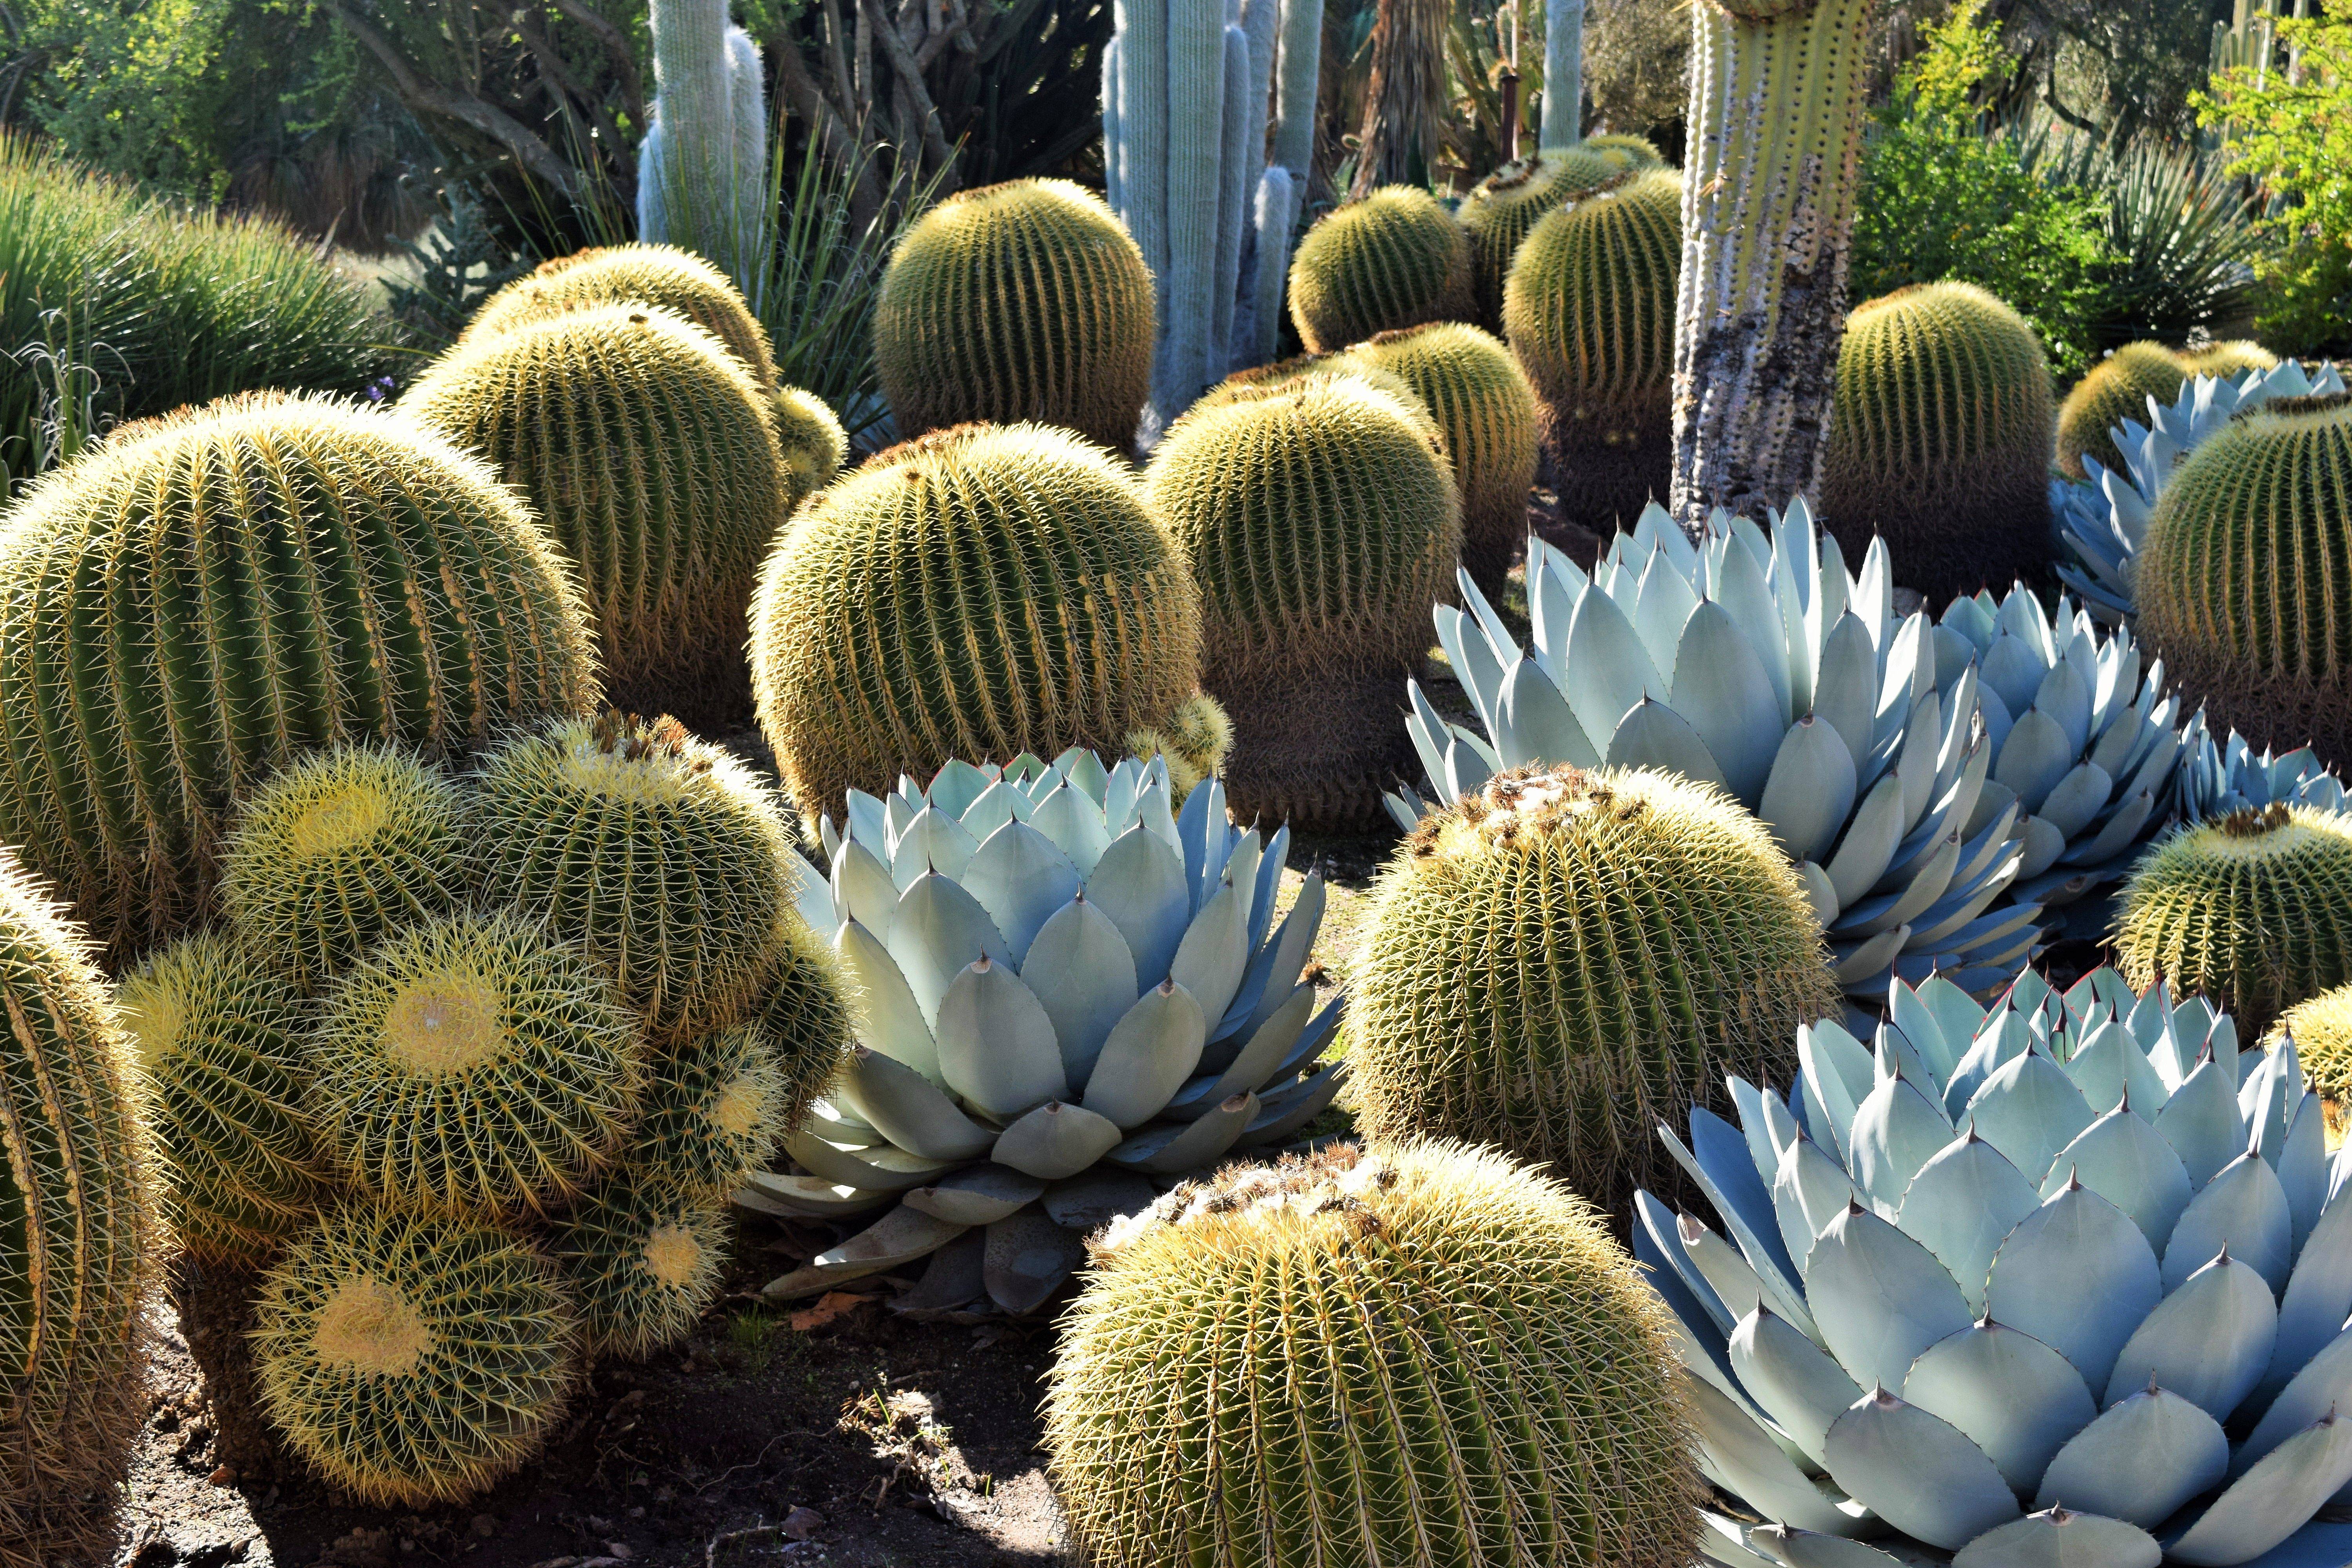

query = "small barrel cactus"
[[0, 392, 593, 949], [472, 711, 797, 1040], [550, 1169, 728, 1360], [459, 242, 782, 398], [873, 179, 1156, 452], [1144, 372, 1460, 830], [0, 851, 149, 1561], [1583, 131, 1666, 169], [2058, 341, 2187, 479], [2116, 801, 2352, 1037], [1045, 1140, 1706, 1568], [306, 909, 647, 1220], [1822, 282, 2054, 601], [1287, 185, 1475, 353], [2137, 390, 2352, 769], [216, 744, 474, 993], [749, 423, 1212, 827], [403, 302, 789, 713], [753, 917, 859, 1129], [630, 1020, 788, 1199], [1349, 763, 1840, 1205], [1503, 169, 1682, 531], [251, 1203, 578, 1507], [1455, 144, 1619, 326], [1345, 321, 1539, 601], [771, 384, 849, 507], [119, 933, 320, 1265], [2272, 985, 2351, 1140]]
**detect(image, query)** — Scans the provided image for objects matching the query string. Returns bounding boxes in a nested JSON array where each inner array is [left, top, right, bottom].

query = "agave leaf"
[[1801, 1021, 1878, 1166], [2032, 1384, 2230, 1524], [2033, 763, 2114, 845], [2239, 1326, 2352, 1475], [836, 918, 942, 1084], [1635, 546, 1703, 673], [1813, 614, 1880, 772], [784, 1129, 957, 1192], [1761, 719, 1863, 866], [1686, 1372, 1878, 1537], [835, 1047, 996, 1162], [1020, 898, 1141, 1085], [1642, 1190, 1739, 1336], [1731, 1305, 1864, 1468], [2156, 1055, 2247, 1189], [1166, 874, 1249, 1028], [1174, 985, 1314, 1115], [1103, 1092, 1255, 1174], [1608, 697, 1732, 788], [1029, 780, 1114, 877], [1775, 1135, 1860, 1275], [1683, 1213, 1770, 1322], [934, 959, 1068, 1122], [1234, 1061, 1345, 1147], [2061, 1019, 2170, 1117], [957, 822, 1081, 969], [1821, 1390, 2022, 1550], [735, 1170, 894, 1219], [989, 1100, 1125, 1180], [1888, 982, 1961, 1083], [1733, 1076, 1795, 1191], [1233, 873, 1324, 1040], [1903, 1321, 2099, 1491], [1985, 1185, 2162, 1393], [1563, 579, 1668, 751], [1804, 1206, 1974, 1394], [2105, 1252, 2278, 1421], [1742, 1525, 1915, 1568], [831, 838, 897, 936], [1638, 1197, 1741, 1381], [2264, 1184, 2352, 1408], [2276, 1096, 2330, 1255], [760, 1202, 969, 1299], [1494, 653, 1599, 771], [2164, 1414, 2352, 1566], [1039, 1169, 1158, 1230], [903, 1163, 1048, 1224], [1695, 1513, 1782, 1568], [1948, 1510, 2161, 1568], [1966, 1052, 2097, 1188], [2164, 1151, 2294, 1294], [1079, 981, 1206, 1129], [1670, 1110, 1811, 1323], [1822, 773, 1909, 911], [1854, 1074, 1958, 1225], [1086, 825, 1192, 989], [887, 873, 1014, 1036], [1670, 601, 1788, 804], [982, 1206, 1085, 1316], [1945, 1011, 2031, 1120], [2040, 1111, 2195, 1253], [1896, 1134, 2040, 1313]]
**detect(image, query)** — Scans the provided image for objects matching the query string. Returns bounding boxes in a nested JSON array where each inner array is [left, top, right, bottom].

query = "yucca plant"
[[1645, 965, 2352, 1565], [737, 750, 1341, 1317]]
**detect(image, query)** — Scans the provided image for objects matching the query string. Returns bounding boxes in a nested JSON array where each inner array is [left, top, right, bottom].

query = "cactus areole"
[[1667, 0, 1875, 536]]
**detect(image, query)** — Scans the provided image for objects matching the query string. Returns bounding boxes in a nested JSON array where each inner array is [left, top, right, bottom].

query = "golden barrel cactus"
[[549, 1170, 728, 1361], [1456, 145, 1619, 327], [2057, 341, 2189, 479], [1287, 185, 1476, 353], [460, 241, 781, 397]]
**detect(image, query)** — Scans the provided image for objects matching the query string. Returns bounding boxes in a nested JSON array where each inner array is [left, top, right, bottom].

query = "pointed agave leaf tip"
[[2064, 1165, 2083, 1193], [1677, 1210, 1705, 1244], [973, 953, 993, 973], [1157, 978, 1176, 995], [1846, 1196, 1870, 1217], [2046, 1504, 2076, 1524], [1871, 1385, 1900, 1409]]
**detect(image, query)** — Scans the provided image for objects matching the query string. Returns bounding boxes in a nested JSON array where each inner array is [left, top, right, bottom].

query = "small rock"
[[604, 1545, 631, 1561], [207, 1465, 237, 1487], [470, 1516, 498, 1540], [780, 1508, 823, 1542]]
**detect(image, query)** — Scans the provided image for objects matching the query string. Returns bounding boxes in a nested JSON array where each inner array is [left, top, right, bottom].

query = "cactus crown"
[[1287, 184, 1476, 353], [461, 242, 780, 396]]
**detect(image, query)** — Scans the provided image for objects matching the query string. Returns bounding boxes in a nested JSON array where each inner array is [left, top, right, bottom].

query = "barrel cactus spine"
[[1583, 131, 1666, 168], [0, 392, 594, 950], [459, 243, 781, 398], [2058, 342, 2190, 480], [2184, 339, 2277, 379], [1287, 185, 1476, 354], [1456, 143, 1619, 327], [630, 1020, 789, 1200], [550, 1169, 728, 1361], [772, 384, 847, 509], [1045, 1140, 1705, 1568], [752, 916, 860, 1137], [2271, 985, 2352, 1140]]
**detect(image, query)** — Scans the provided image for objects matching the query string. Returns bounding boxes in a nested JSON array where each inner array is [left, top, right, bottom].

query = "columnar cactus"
[[403, 303, 788, 712], [461, 243, 781, 398], [0, 852, 149, 1564], [1543, 0, 1588, 144], [1350, 763, 1841, 1206], [2059, 341, 2189, 480], [1646, 965, 2352, 1564], [1503, 168, 1682, 529], [1822, 282, 2056, 601], [0, 392, 594, 949], [1456, 144, 1618, 326], [635, 0, 768, 292], [1145, 372, 1461, 829], [748, 423, 1213, 828], [873, 180, 1156, 452], [1287, 185, 1476, 353], [1668, 0, 1876, 532], [745, 752, 1342, 1316], [1045, 1141, 1705, 1568]]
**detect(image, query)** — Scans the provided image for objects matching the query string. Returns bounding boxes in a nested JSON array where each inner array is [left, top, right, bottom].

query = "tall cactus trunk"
[[1665, 0, 1875, 537], [638, 0, 769, 294], [1351, 0, 1448, 197], [1541, 0, 1585, 146]]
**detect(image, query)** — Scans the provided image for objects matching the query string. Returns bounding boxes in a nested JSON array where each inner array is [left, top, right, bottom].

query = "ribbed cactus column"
[[637, 0, 768, 293], [1542, 0, 1586, 144], [1666, 0, 1875, 535]]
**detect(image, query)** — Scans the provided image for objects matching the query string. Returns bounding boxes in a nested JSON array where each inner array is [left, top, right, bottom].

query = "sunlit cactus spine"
[[459, 243, 781, 397], [630, 1020, 788, 1200], [2185, 339, 2277, 379], [1045, 1140, 1706, 1568], [751, 916, 859, 1136], [2271, 984, 2352, 1140], [772, 384, 847, 510], [1456, 144, 1618, 326], [1287, 185, 1475, 353], [550, 1169, 728, 1361], [251, 1203, 579, 1508], [216, 744, 474, 993], [1583, 131, 1666, 169], [120, 933, 320, 1265], [2058, 341, 2189, 480], [0, 392, 594, 950]]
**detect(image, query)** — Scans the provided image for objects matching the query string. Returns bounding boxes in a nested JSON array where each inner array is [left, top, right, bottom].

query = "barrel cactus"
[[872, 178, 1156, 452], [549, 1169, 727, 1360], [753, 916, 860, 1131], [1144, 371, 1459, 830], [1502, 169, 1682, 530], [2058, 341, 2189, 480], [1345, 321, 1539, 601], [2116, 802, 2352, 1038], [1351, 762, 1840, 1206], [472, 711, 797, 1040], [2272, 986, 2351, 1141], [120, 933, 320, 1265], [1584, 131, 1666, 169], [632, 1020, 788, 1199], [1822, 282, 2055, 601], [2187, 339, 2279, 379], [743, 751, 1341, 1316], [1045, 1140, 1705, 1568], [750, 423, 1212, 828], [1455, 144, 1619, 326], [252, 1202, 578, 1507], [459, 242, 782, 399], [1646, 965, 2352, 1565], [0, 392, 594, 949], [1390, 502, 2045, 999], [403, 302, 788, 711], [306, 909, 647, 1221], [0, 852, 149, 1563], [1287, 185, 1476, 354], [217, 744, 474, 993], [2136, 390, 2352, 769], [772, 384, 848, 508]]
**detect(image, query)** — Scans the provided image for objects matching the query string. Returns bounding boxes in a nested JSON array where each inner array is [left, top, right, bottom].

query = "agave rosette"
[[2178, 712, 2347, 824], [2055, 359, 2346, 624], [1648, 966, 2352, 1567], [1388, 501, 2036, 1000], [742, 750, 1342, 1315]]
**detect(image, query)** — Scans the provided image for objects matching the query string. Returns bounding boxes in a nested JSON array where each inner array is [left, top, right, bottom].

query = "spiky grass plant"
[[549, 1170, 728, 1361], [0, 850, 149, 1566], [872, 179, 1156, 452], [251, 1203, 578, 1508], [459, 242, 782, 397], [749, 422, 1209, 826], [2115, 801, 2352, 1037], [1348, 764, 1840, 1205], [627, 1021, 786, 1200], [2057, 341, 2187, 479], [119, 933, 320, 1265], [2272, 985, 2352, 1140], [1287, 185, 1477, 353], [1045, 1140, 1706, 1568], [306, 910, 646, 1221], [472, 712, 797, 1040], [216, 744, 474, 993], [1456, 145, 1619, 327], [0, 391, 595, 950]]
